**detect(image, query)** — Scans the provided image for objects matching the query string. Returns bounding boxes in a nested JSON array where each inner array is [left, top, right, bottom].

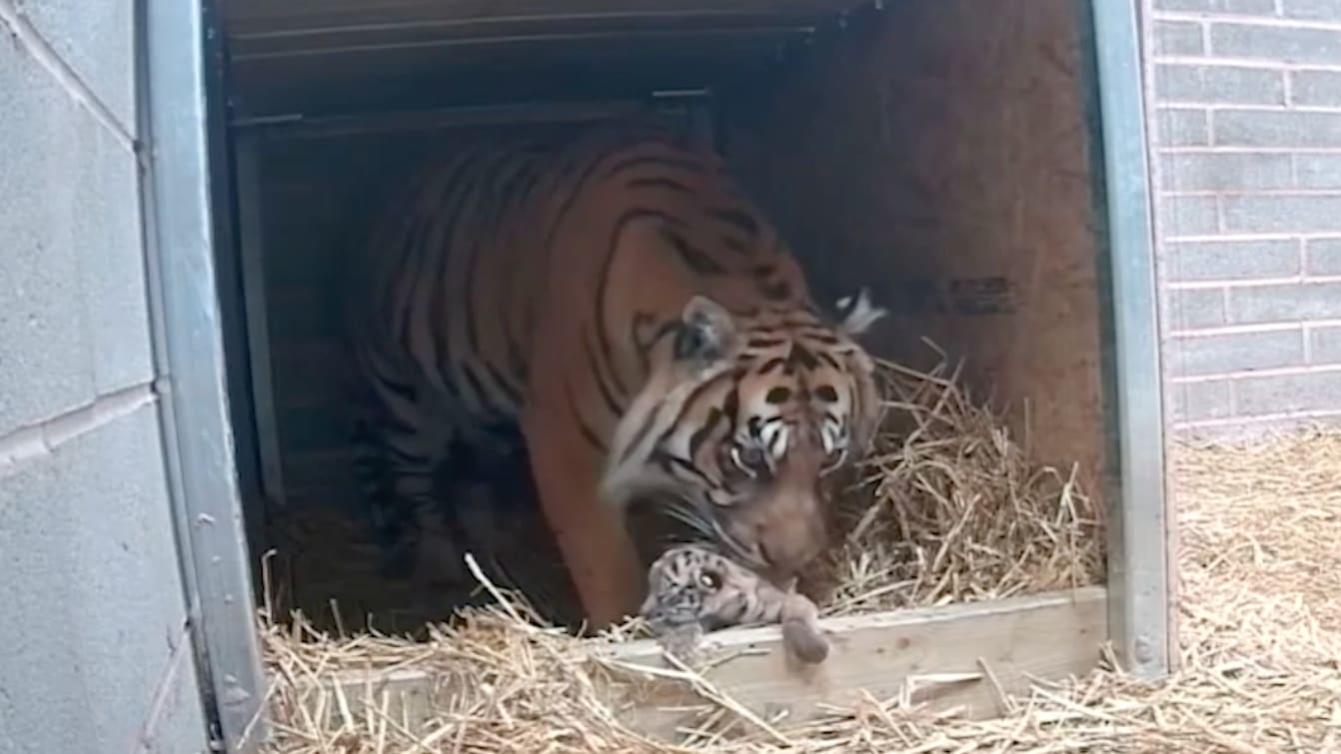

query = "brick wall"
[[0, 2, 208, 752], [1146, 0, 1341, 436]]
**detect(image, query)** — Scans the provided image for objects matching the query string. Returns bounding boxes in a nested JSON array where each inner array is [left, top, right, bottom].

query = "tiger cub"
[[639, 544, 829, 664]]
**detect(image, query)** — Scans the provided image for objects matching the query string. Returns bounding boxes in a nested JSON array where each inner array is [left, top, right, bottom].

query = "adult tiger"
[[346, 120, 886, 627]]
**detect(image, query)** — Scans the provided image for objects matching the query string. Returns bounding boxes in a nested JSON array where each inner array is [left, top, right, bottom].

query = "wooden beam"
[[596, 586, 1106, 738], [291, 587, 1106, 739]]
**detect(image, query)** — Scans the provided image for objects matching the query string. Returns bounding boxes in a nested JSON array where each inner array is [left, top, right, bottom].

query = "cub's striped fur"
[[345, 120, 885, 626], [640, 544, 829, 664]]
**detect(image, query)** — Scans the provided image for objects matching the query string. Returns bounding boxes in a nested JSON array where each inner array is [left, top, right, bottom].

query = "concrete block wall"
[[1146, 0, 1341, 436], [0, 2, 208, 752]]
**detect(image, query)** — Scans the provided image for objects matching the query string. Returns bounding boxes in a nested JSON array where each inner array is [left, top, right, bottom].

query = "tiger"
[[640, 544, 829, 664], [344, 119, 886, 627]]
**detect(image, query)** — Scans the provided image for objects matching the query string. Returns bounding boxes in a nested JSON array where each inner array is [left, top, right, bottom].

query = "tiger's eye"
[[700, 570, 722, 590], [737, 445, 765, 469]]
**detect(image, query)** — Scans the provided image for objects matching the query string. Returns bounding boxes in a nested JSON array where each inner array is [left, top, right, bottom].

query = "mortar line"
[[0, 0, 136, 153], [0, 382, 157, 477]]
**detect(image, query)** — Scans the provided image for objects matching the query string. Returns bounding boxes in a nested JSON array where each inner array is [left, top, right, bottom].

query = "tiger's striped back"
[[345, 119, 885, 624]]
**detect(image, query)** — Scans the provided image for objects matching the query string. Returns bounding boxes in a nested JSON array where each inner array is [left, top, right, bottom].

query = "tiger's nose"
[[757, 523, 825, 577]]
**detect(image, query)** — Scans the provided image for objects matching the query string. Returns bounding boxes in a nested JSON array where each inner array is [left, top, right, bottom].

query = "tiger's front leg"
[[521, 384, 644, 629]]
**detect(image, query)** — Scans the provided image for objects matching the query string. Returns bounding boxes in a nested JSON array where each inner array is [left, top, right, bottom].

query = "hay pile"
[[816, 357, 1102, 616], [252, 364, 1341, 752]]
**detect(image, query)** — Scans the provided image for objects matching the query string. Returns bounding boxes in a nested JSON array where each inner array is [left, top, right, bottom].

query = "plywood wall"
[[724, 0, 1109, 500]]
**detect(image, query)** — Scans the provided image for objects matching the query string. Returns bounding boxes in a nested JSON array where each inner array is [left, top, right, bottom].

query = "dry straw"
[[254, 359, 1341, 753]]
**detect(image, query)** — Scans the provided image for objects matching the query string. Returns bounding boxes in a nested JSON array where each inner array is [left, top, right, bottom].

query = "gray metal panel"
[[140, 0, 267, 749], [1085, 0, 1172, 679]]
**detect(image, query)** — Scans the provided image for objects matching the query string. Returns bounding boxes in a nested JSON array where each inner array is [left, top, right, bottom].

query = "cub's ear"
[[675, 295, 737, 363], [834, 288, 887, 337]]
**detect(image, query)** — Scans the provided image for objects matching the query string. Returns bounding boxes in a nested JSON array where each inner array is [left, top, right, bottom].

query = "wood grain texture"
[[725, 0, 1110, 518], [293, 588, 1107, 739]]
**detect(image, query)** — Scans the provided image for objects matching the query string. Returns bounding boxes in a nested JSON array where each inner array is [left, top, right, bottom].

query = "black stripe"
[[628, 177, 693, 192], [787, 344, 821, 371], [425, 150, 493, 381], [816, 351, 842, 370], [582, 331, 625, 418], [464, 150, 519, 359], [661, 227, 726, 275], [482, 360, 523, 407], [800, 331, 842, 345], [563, 380, 608, 453], [461, 362, 508, 419], [747, 337, 786, 349], [687, 407, 724, 461], [604, 154, 707, 178], [543, 147, 621, 251], [618, 402, 663, 465], [709, 207, 760, 238], [722, 385, 741, 435], [653, 450, 713, 485], [595, 209, 675, 398], [653, 370, 732, 450], [756, 357, 787, 375], [759, 280, 792, 301]]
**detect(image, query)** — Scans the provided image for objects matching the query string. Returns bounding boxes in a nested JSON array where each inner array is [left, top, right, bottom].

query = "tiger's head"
[[603, 288, 886, 582]]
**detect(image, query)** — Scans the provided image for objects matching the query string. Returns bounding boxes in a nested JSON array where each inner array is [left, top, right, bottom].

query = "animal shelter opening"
[[192, 1, 1168, 740]]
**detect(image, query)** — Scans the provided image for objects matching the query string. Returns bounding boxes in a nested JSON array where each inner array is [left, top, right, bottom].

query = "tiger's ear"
[[675, 296, 737, 364], [835, 288, 886, 337]]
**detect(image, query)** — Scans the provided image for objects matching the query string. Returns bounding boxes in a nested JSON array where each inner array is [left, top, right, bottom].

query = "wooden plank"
[[597, 587, 1106, 738], [292, 588, 1106, 738]]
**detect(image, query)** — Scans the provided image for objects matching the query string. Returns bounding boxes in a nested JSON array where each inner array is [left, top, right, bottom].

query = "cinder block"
[[1155, 0, 1275, 13], [13, 0, 135, 130], [0, 405, 207, 754], [0, 32, 151, 421], [1156, 109, 1210, 147], [1215, 110, 1341, 148], [1167, 379, 1235, 422], [1154, 21, 1206, 56], [1223, 194, 1341, 233], [0, 44, 95, 435], [1165, 287, 1227, 329], [1236, 370, 1341, 414], [1211, 23, 1341, 65], [1160, 152, 1292, 191], [1295, 154, 1341, 190], [1166, 328, 1304, 376], [1308, 326, 1341, 364], [1282, 0, 1341, 21], [1155, 64, 1284, 105], [1290, 70, 1341, 107], [1160, 195, 1220, 236], [1164, 238, 1300, 281], [1306, 238, 1341, 274], [1228, 281, 1341, 323]]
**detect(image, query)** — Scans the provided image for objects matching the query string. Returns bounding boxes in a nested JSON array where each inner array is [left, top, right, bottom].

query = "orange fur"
[[347, 121, 885, 625]]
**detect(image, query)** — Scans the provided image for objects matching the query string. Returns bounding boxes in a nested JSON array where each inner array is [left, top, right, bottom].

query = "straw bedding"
[[251, 360, 1341, 752]]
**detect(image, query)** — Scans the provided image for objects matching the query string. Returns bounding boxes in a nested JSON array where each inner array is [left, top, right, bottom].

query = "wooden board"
[[292, 588, 1107, 740]]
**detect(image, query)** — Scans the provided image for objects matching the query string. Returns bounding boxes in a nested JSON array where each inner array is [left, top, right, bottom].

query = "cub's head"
[[639, 545, 754, 631], [604, 289, 886, 581]]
